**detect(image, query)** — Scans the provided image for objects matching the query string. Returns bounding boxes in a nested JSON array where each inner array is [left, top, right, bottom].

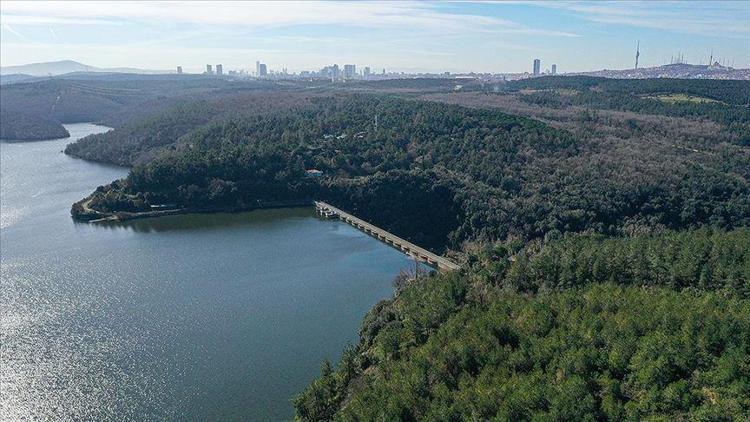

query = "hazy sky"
[[1, 1, 748, 73]]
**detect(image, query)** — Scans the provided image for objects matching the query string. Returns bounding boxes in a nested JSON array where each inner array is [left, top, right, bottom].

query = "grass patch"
[[644, 93, 723, 104]]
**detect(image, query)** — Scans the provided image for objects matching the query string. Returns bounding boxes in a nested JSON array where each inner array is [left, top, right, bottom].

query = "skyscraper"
[[258, 63, 267, 77], [206, 64, 213, 74], [344, 64, 356, 80], [364, 66, 371, 78], [256, 60, 260, 76], [216, 64, 223, 76], [551, 64, 557, 75], [176, 66, 183, 74], [533, 59, 541, 76]]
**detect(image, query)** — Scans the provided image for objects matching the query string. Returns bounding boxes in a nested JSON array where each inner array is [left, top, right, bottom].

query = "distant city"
[[2, 55, 748, 82], [186, 58, 559, 81], [178, 54, 748, 81], [173, 42, 749, 81], [193, 60, 399, 81]]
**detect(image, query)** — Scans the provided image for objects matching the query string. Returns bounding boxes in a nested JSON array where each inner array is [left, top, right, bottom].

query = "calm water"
[[0, 123, 413, 420]]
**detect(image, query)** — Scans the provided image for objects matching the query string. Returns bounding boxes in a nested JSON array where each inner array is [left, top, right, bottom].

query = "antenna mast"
[[635, 40, 640, 69]]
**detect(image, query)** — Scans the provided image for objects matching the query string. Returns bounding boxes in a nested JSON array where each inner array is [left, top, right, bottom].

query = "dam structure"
[[314, 201, 461, 272]]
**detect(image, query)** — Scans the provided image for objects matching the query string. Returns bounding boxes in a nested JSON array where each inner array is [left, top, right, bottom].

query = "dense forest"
[[0, 73, 470, 141], [5, 74, 748, 419], [64, 92, 322, 165], [295, 228, 750, 420], [69, 91, 749, 252], [0, 109, 69, 140], [506, 76, 750, 105], [506, 76, 750, 144]]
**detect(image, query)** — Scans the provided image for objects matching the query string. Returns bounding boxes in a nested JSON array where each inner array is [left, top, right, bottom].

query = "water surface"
[[0, 123, 413, 420]]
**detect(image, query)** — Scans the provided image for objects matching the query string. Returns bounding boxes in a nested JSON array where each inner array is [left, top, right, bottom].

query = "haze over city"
[[1, 1, 749, 73]]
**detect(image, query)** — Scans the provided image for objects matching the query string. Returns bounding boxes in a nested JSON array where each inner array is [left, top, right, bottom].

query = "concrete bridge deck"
[[314, 201, 461, 272]]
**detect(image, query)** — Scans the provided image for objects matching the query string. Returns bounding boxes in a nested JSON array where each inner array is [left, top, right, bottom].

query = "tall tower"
[[533, 59, 541, 76], [635, 40, 640, 69]]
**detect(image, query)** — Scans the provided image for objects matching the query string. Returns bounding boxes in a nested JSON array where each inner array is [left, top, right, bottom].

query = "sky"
[[1, 1, 749, 74]]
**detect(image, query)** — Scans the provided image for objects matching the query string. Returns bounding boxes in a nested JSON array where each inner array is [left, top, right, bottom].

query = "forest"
[[0, 73, 468, 141], [0, 109, 70, 140], [295, 228, 750, 420], [5, 74, 747, 419], [0, 74, 287, 140], [507, 76, 750, 144], [68, 91, 749, 252]]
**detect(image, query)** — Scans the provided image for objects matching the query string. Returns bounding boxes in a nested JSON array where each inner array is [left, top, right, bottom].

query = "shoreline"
[[73, 196, 460, 270], [73, 198, 315, 223]]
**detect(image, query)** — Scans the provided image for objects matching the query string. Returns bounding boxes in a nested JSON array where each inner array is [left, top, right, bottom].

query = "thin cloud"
[[1, 14, 121, 26], [1, 22, 26, 39], [527, 1, 750, 37], [0, 1, 575, 36]]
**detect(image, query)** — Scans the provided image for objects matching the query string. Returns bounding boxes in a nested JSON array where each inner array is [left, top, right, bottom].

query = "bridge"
[[314, 201, 461, 272]]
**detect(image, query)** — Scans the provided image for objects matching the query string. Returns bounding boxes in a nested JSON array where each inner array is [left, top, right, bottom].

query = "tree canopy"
[[296, 228, 750, 420]]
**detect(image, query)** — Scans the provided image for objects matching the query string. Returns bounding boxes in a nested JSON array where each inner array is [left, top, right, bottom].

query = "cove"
[[0, 123, 413, 420]]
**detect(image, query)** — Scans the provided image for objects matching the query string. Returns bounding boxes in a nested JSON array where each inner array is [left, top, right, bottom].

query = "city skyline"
[[1, 1, 749, 73]]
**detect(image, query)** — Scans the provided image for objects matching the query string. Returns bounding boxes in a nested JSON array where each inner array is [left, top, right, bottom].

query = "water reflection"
[[93, 207, 317, 233]]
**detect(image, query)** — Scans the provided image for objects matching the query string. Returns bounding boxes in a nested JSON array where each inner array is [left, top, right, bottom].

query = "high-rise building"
[[256, 60, 260, 76], [533, 59, 541, 76], [258, 63, 267, 77], [551, 64, 557, 75], [343, 64, 356, 80], [364, 66, 371, 78], [332, 64, 340, 80], [206, 64, 213, 74], [216, 64, 223, 76], [176, 66, 183, 74]]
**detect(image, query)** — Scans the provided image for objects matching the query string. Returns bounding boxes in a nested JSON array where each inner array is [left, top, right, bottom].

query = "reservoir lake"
[[0, 123, 414, 420]]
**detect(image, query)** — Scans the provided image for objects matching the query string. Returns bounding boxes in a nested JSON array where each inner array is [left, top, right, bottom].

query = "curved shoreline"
[[72, 197, 314, 223]]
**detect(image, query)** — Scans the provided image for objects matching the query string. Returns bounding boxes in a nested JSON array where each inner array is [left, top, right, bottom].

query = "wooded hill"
[[0, 109, 70, 141], [505, 76, 750, 144], [24, 75, 750, 419], [297, 230, 750, 420], [0, 75, 286, 140], [68, 90, 749, 252]]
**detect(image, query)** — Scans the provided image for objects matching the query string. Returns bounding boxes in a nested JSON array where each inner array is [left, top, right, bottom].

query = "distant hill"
[[0, 60, 169, 77], [573, 63, 750, 80], [0, 75, 285, 141], [0, 73, 38, 85]]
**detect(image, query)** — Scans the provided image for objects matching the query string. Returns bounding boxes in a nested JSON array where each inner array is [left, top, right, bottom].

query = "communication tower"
[[635, 40, 640, 69]]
